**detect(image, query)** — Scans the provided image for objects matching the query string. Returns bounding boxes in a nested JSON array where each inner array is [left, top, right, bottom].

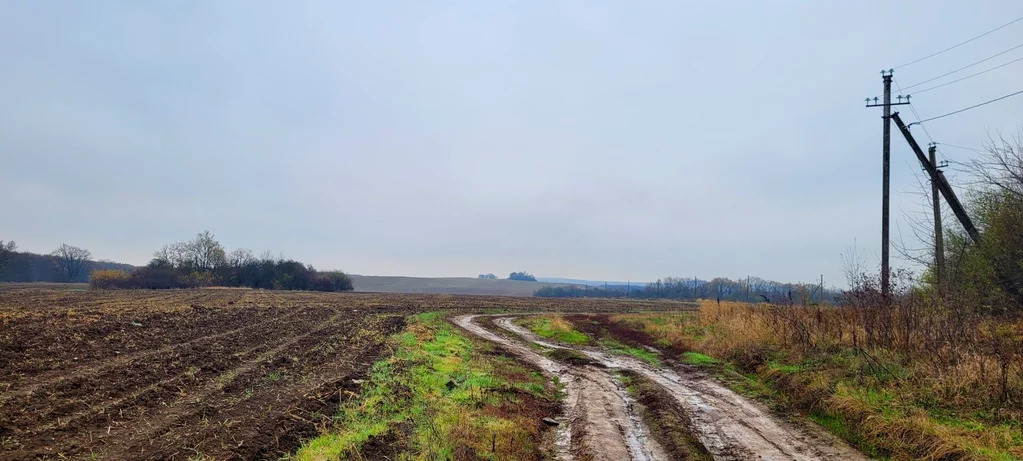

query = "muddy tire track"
[[456, 314, 868, 461], [453, 315, 667, 461]]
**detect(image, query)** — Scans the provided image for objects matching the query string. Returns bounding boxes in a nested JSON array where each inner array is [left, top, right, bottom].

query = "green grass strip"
[[295, 312, 551, 460]]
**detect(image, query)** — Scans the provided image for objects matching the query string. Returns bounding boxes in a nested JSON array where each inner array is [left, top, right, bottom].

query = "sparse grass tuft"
[[518, 315, 591, 345], [602, 340, 662, 366], [681, 351, 717, 366]]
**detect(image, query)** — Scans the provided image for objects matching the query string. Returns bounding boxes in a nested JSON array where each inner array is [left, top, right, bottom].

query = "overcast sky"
[[2, 1, 1021, 285]]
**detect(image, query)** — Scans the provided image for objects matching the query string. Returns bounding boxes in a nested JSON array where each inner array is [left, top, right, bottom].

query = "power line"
[[936, 142, 987, 153], [911, 55, 1023, 95], [894, 79, 935, 147], [901, 42, 1023, 90], [912, 89, 1023, 124], [894, 16, 1023, 69]]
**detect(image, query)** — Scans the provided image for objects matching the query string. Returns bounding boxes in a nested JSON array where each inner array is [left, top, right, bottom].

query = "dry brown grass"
[[612, 300, 1023, 460]]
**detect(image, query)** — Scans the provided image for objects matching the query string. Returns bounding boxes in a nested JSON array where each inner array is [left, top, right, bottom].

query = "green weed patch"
[[518, 316, 591, 345], [295, 313, 557, 460], [681, 351, 717, 366]]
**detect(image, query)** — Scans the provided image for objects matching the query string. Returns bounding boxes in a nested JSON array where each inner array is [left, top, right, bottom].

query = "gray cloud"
[[2, 1, 1020, 285]]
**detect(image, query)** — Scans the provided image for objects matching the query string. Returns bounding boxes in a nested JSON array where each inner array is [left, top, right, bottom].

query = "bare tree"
[[186, 231, 226, 271], [0, 240, 16, 273], [153, 231, 227, 272], [840, 239, 868, 289], [227, 248, 256, 268], [153, 242, 190, 268], [51, 244, 92, 282], [967, 131, 1023, 198], [966, 133, 1023, 304]]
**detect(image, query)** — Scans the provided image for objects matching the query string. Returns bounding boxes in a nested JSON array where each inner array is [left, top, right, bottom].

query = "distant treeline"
[[535, 276, 840, 304], [91, 231, 353, 292], [0, 247, 134, 283]]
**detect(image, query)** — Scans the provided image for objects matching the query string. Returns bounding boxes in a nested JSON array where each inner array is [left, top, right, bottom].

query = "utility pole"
[[929, 143, 946, 299], [892, 113, 980, 244], [880, 71, 892, 299], [866, 70, 910, 299]]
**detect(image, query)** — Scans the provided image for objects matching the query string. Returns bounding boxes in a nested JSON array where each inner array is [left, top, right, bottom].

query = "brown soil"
[[0, 289, 409, 460], [0, 287, 687, 460], [357, 423, 408, 461], [619, 370, 712, 461], [565, 313, 670, 353]]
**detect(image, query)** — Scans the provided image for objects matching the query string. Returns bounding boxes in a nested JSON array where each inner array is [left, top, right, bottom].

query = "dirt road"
[[453, 314, 868, 461]]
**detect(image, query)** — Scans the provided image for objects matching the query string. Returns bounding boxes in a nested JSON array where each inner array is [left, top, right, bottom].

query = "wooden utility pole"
[[881, 71, 891, 298], [929, 144, 946, 298], [865, 70, 909, 299], [892, 113, 980, 244]]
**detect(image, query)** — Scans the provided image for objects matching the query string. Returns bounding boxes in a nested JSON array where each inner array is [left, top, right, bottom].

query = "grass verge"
[[609, 306, 1023, 461], [294, 312, 558, 460]]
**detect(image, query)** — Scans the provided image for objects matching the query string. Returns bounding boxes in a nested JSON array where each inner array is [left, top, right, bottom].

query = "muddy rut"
[[453, 314, 868, 461]]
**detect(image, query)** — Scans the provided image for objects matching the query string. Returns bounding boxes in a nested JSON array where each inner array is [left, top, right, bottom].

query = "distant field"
[[0, 282, 89, 291], [0, 277, 570, 297], [349, 274, 572, 296]]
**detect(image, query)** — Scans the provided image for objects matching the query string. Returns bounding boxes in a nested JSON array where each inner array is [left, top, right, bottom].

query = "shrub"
[[509, 271, 536, 281], [309, 271, 354, 292], [86, 234, 358, 293], [185, 271, 216, 288], [130, 265, 188, 289], [89, 269, 132, 289]]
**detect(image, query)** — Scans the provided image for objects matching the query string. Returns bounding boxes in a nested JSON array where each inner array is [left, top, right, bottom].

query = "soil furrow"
[[4, 307, 328, 437], [97, 310, 353, 458], [0, 306, 309, 402]]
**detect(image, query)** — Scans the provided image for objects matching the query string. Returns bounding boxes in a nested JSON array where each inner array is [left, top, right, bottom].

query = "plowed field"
[[0, 289, 410, 460], [0, 288, 686, 460]]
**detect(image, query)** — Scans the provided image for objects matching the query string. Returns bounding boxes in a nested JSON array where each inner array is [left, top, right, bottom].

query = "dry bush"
[[88, 269, 132, 289]]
